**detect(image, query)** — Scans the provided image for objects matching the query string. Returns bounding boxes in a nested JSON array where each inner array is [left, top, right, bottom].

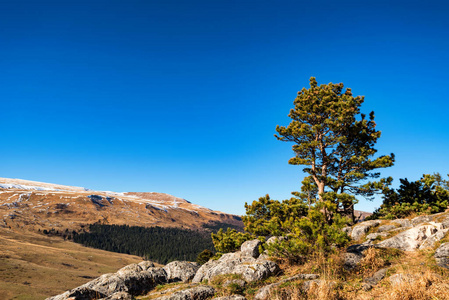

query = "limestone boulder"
[[351, 220, 381, 241], [435, 242, 449, 269], [376, 223, 443, 251], [193, 239, 279, 283], [240, 239, 261, 258], [163, 261, 200, 283]]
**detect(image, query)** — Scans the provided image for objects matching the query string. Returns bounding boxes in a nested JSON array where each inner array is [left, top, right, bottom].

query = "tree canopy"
[[275, 77, 394, 222]]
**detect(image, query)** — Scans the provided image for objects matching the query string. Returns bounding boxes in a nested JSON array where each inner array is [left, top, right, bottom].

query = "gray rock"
[[163, 261, 200, 283], [116, 264, 143, 276], [351, 220, 381, 241], [82, 273, 127, 296], [64, 286, 106, 300], [192, 251, 279, 283], [419, 229, 449, 249], [254, 274, 319, 300], [48, 265, 168, 300], [118, 267, 167, 296], [376, 223, 442, 251], [364, 268, 387, 286], [435, 242, 449, 268], [391, 219, 412, 228], [411, 215, 432, 226], [377, 225, 397, 232], [343, 252, 364, 270], [240, 239, 261, 258], [344, 244, 371, 270], [435, 242, 449, 258], [365, 232, 389, 241], [138, 261, 155, 270], [153, 285, 215, 300]]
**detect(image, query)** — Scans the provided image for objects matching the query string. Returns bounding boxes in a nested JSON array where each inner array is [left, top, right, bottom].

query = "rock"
[[364, 268, 387, 286], [365, 232, 389, 241], [116, 264, 143, 276], [153, 285, 215, 300], [351, 220, 381, 241], [435, 242, 449, 269], [411, 215, 432, 226], [344, 244, 371, 270], [99, 292, 133, 300], [376, 223, 442, 251], [138, 261, 155, 270], [344, 252, 363, 270], [254, 274, 319, 300], [48, 266, 168, 300], [391, 219, 412, 228], [65, 286, 106, 300], [240, 239, 261, 258], [192, 251, 280, 283], [419, 229, 449, 249], [377, 225, 397, 232], [118, 267, 167, 296], [163, 261, 200, 283], [81, 273, 127, 297]]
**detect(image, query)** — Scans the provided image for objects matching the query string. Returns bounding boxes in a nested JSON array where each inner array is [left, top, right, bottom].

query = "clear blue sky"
[[1, 0, 448, 215]]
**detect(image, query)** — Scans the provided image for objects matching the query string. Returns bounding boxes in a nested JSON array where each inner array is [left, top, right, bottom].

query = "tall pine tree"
[[275, 77, 394, 222]]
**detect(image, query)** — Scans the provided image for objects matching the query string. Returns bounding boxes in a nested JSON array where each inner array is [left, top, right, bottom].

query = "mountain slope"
[[0, 177, 243, 232]]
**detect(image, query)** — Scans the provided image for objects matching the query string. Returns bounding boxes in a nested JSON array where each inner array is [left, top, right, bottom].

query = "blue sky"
[[1, 0, 448, 215]]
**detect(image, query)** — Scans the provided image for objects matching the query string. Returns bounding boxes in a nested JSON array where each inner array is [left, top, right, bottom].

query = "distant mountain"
[[0, 177, 243, 233]]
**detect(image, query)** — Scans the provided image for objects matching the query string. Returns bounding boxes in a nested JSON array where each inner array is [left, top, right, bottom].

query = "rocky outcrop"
[[163, 261, 200, 283], [193, 239, 280, 283], [435, 242, 449, 269], [47, 267, 167, 300], [376, 222, 443, 251]]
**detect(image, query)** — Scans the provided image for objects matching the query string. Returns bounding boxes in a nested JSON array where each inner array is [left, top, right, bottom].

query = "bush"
[[370, 173, 449, 219], [211, 228, 254, 254], [197, 249, 214, 265]]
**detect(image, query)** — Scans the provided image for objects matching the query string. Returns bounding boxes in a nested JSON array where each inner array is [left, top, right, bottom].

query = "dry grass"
[[0, 227, 144, 300], [387, 270, 449, 300]]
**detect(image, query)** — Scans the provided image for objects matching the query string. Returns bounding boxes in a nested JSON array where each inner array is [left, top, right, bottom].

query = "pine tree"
[[275, 77, 394, 222]]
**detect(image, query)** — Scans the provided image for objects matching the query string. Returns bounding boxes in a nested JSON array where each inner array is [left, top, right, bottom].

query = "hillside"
[[0, 177, 243, 232]]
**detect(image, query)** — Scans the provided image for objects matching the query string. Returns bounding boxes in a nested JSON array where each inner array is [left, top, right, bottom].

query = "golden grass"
[[0, 227, 143, 300]]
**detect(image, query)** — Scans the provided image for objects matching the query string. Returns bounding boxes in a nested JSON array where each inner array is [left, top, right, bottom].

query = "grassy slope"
[[0, 227, 144, 300]]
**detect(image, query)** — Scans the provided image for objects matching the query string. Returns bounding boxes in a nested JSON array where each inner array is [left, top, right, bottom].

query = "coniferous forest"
[[73, 224, 215, 264]]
